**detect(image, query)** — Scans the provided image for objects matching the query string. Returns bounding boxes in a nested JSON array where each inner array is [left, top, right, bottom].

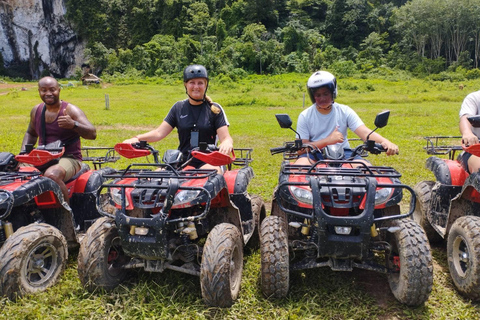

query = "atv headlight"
[[110, 188, 129, 207], [174, 190, 201, 206], [289, 186, 313, 205], [0, 192, 10, 205], [375, 188, 393, 206]]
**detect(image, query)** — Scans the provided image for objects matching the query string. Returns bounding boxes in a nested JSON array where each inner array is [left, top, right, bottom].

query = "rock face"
[[0, 0, 84, 79]]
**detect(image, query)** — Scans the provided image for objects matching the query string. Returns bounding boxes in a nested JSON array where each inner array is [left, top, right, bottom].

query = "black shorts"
[[459, 151, 472, 173]]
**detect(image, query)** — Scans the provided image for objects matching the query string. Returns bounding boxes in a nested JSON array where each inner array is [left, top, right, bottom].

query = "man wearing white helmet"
[[295, 70, 399, 165]]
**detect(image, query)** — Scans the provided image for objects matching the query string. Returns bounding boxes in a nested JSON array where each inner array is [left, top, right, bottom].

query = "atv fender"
[[70, 167, 117, 231], [224, 167, 255, 223], [9, 176, 77, 245], [448, 173, 480, 234], [208, 203, 244, 245], [426, 156, 468, 186]]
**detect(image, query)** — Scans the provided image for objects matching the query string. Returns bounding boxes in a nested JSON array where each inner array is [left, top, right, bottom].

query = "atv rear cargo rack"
[[81, 146, 119, 169], [423, 136, 462, 160]]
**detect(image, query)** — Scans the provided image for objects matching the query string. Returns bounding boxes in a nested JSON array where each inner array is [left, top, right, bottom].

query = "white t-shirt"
[[296, 102, 364, 149], [459, 90, 480, 137]]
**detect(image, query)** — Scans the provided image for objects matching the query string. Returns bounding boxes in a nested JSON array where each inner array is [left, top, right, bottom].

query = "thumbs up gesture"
[[328, 126, 345, 144], [58, 108, 75, 129]]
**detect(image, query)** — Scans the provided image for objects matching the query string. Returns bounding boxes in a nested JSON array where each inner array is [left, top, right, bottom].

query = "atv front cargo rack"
[[276, 162, 415, 223]]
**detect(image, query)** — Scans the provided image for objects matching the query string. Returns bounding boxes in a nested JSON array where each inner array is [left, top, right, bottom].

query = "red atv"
[[77, 142, 265, 307], [0, 143, 117, 299], [261, 111, 433, 306], [414, 115, 480, 301]]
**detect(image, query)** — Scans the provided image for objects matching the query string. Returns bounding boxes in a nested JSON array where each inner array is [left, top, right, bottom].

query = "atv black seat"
[[0, 152, 18, 172], [65, 162, 90, 184], [423, 136, 462, 160]]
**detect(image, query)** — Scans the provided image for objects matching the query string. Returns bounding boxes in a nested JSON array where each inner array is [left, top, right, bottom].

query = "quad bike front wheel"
[[387, 219, 433, 306], [447, 215, 480, 301], [0, 223, 68, 300], [77, 217, 128, 291], [200, 223, 243, 307], [413, 180, 443, 243], [260, 215, 289, 299]]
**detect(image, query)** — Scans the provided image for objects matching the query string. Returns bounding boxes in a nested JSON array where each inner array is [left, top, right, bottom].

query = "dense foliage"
[[63, 0, 480, 79]]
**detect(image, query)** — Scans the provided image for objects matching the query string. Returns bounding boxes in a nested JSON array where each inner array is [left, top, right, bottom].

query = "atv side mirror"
[[275, 114, 302, 140], [275, 114, 293, 129], [374, 110, 390, 129], [468, 116, 480, 128]]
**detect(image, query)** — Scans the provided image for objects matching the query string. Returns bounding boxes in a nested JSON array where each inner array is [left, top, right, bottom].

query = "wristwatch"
[[73, 121, 79, 129]]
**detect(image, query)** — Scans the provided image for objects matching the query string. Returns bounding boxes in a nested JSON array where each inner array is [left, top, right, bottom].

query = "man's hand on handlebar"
[[462, 133, 479, 147], [381, 141, 399, 156]]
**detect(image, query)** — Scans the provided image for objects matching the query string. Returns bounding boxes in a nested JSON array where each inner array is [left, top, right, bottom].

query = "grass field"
[[0, 74, 479, 319]]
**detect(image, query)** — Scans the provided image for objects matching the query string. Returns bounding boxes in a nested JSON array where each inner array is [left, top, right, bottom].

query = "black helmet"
[[183, 65, 208, 82]]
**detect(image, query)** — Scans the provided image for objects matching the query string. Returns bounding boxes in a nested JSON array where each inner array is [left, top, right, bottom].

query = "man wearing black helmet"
[[124, 65, 233, 170], [295, 70, 398, 165]]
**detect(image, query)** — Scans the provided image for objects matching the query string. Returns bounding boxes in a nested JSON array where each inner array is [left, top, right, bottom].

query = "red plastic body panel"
[[445, 159, 469, 186], [73, 170, 93, 193], [223, 169, 239, 194]]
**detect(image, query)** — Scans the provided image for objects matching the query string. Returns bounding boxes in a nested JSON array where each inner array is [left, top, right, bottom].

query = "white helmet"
[[307, 71, 337, 103]]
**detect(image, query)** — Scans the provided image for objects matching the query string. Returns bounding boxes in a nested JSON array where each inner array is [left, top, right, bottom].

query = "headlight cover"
[[173, 190, 201, 206], [289, 186, 313, 205], [374, 187, 393, 206], [110, 188, 129, 207], [0, 192, 10, 205]]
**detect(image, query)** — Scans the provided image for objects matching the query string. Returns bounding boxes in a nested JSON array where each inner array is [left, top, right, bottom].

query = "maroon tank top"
[[34, 101, 82, 160]]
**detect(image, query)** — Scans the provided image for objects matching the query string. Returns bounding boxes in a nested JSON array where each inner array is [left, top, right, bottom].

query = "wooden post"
[[105, 94, 110, 110]]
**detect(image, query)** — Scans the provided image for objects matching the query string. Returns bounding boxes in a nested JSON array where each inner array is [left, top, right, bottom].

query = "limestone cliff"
[[0, 0, 84, 79]]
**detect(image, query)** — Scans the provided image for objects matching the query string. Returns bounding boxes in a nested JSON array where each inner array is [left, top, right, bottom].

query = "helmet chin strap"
[[186, 90, 205, 102], [316, 100, 334, 110]]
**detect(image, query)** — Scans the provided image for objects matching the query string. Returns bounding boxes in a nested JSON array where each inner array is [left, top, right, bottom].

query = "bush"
[[466, 68, 480, 79]]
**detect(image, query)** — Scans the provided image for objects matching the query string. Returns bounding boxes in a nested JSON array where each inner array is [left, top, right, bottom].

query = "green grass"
[[0, 75, 479, 319]]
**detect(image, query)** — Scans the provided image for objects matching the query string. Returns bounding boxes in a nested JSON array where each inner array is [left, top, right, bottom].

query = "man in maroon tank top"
[[20, 76, 97, 204]]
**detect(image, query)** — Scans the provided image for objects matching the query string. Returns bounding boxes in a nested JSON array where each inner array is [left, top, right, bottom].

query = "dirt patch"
[[0, 82, 36, 95]]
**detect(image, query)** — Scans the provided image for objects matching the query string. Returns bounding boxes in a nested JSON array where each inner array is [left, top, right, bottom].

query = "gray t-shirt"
[[296, 102, 364, 149], [459, 90, 480, 137]]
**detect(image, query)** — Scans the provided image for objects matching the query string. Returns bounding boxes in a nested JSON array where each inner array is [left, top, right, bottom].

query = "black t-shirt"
[[164, 99, 228, 159]]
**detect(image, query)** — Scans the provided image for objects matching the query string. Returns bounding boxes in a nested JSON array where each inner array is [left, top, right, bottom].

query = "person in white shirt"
[[295, 70, 399, 165], [459, 90, 480, 173]]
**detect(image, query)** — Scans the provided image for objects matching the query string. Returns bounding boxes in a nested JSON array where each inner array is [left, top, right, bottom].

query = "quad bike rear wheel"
[[260, 215, 289, 299], [78, 217, 128, 291], [200, 223, 243, 307], [447, 215, 480, 301], [0, 223, 68, 300], [413, 180, 443, 243], [387, 219, 433, 306]]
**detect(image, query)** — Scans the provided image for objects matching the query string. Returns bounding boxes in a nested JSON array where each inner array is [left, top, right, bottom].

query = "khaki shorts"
[[59, 157, 82, 181], [20, 157, 82, 181]]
